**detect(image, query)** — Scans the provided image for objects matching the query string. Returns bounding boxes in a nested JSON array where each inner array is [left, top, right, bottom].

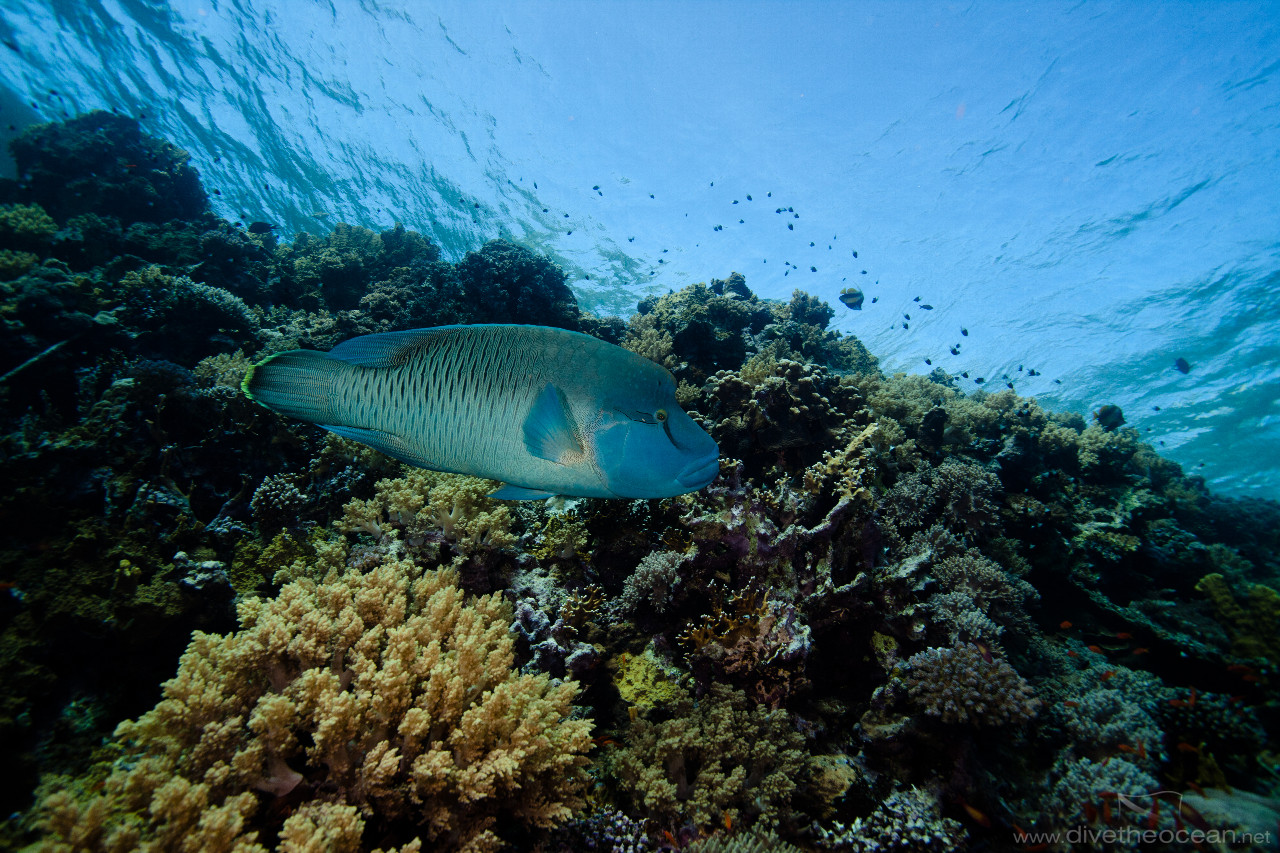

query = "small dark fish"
[[902, 322, 909, 329], [913, 296, 920, 302], [974, 377, 984, 384], [924, 358, 932, 365], [839, 288, 864, 310], [961, 327, 969, 336], [788, 223, 794, 230], [628, 237, 634, 242], [950, 347, 959, 355], [592, 185, 600, 190], [961, 371, 969, 378], [746, 194, 752, 201], [1152, 405, 1160, 411], [903, 313, 910, 320], [1174, 357, 1191, 373], [810, 266, 817, 272], [1093, 404, 1125, 431], [649, 194, 654, 198], [733, 199, 738, 204], [871, 297, 878, 303], [247, 221, 276, 234], [921, 304, 933, 310]]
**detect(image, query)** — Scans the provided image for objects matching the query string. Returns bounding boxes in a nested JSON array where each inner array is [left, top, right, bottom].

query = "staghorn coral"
[[31, 560, 592, 853], [900, 644, 1040, 726], [608, 683, 805, 832]]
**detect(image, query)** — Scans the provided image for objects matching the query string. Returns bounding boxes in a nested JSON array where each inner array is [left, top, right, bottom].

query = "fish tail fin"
[[242, 349, 345, 424]]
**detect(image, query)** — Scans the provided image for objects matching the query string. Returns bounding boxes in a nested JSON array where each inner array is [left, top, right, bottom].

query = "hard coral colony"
[[0, 112, 1276, 852]]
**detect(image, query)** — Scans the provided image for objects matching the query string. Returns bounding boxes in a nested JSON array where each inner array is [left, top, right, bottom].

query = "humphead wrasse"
[[242, 324, 720, 499]]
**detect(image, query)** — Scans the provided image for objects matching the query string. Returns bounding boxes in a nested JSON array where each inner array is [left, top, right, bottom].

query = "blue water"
[[1, 1, 1278, 498]]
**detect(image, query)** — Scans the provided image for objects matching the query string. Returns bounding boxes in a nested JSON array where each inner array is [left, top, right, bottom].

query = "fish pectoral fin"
[[523, 383, 583, 464], [320, 424, 425, 467], [489, 484, 558, 501]]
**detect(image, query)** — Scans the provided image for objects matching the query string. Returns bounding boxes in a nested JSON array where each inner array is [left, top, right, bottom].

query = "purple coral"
[[901, 644, 1040, 726]]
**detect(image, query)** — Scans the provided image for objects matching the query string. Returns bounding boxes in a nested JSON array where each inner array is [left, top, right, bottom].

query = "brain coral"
[[32, 560, 593, 853]]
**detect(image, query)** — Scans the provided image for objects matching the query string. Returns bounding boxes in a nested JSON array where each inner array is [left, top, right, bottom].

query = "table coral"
[[31, 560, 593, 852]]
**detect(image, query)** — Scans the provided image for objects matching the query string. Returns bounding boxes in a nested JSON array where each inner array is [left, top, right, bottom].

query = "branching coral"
[[608, 683, 805, 832], [900, 644, 1040, 726], [32, 560, 593, 852], [813, 787, 965, 853], [338, 470, 515, 554]]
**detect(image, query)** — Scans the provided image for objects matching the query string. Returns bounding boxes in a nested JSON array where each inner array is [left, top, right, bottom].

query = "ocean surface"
[[1, 0, 1277, 498]]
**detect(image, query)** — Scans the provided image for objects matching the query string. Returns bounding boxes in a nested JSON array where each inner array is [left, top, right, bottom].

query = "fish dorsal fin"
[[489, 484, 557, 500], [524, 383, 583, 464], [326, 328, 458, 368]]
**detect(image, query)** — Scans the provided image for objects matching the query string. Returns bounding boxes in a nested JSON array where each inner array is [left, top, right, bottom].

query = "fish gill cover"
[[0, 113, 1277, 852]]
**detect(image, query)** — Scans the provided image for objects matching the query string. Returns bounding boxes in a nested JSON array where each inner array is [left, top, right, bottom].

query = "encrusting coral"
[[29, 560, 593, 853]]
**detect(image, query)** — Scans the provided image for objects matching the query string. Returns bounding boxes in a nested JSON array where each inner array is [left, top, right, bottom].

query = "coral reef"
[[3, 113, 1280, 853], [900, 644, 1041, 727], [607, 683, 806, 832], [28, 561, 592, 852]]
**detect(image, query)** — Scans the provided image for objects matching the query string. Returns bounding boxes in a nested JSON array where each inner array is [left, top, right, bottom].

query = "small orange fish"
[[1242, 673, 1262, 682], [1229, 695, 1245, 704], [1082, 802, 1098, 823], [1189, 686, 1198, 707], [1059, 620, 1074, 630], [1186, 780, 1206, 797], [1087, 644, 1104, 654], [1062, 700, 1080, 708], [1146, 799, 1161, 830], [1176, 742, 1200, 754], [1138, 742, 1148, 760], [960, 801, 991, 828], [1067, 650, 1079, 658], [724, 811, 732, 831], [1226, 664, 1254, 674], [1169, 698, 1187, 708], [1132, 647, 1150, 655], [1113, 632, 1133, 640], [1117, 744, 1137, 754], [1100, 670, 1117, 681]]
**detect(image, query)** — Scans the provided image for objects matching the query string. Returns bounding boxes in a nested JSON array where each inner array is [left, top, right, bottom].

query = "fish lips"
[[676, 450, 721, 489]]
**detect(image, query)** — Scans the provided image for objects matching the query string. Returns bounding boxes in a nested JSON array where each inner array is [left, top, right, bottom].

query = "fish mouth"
[[676, 452, 721, 489]]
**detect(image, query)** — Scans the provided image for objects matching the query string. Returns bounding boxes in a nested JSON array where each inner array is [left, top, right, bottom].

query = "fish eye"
[[656, 409, 668, 422]]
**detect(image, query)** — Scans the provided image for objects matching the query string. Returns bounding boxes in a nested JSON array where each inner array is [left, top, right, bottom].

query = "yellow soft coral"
[[31, 560, 592, 853], [338, 470, 515, 551], [1197, 573, 1280, 665], [0, 202, 57, 242]]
